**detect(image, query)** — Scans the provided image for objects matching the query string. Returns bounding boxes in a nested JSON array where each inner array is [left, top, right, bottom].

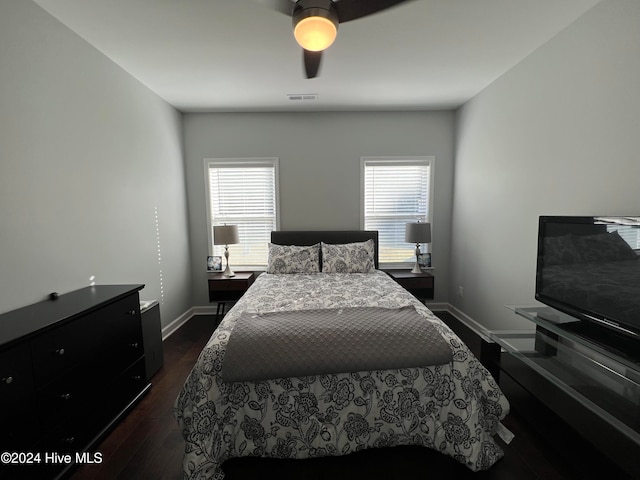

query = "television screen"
[[535, 216, 640, 340]]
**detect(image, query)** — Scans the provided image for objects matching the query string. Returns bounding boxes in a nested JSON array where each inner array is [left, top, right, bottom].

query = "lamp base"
[[410, 243, 422, 273], [223, 245, 235, 277]]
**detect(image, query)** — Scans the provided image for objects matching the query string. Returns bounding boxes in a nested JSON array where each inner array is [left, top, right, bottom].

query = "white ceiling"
[[33, 0, 601, 113]]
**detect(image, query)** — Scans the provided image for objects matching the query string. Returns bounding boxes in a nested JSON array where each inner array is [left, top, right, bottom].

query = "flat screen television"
[[535, 216, 640, 352]]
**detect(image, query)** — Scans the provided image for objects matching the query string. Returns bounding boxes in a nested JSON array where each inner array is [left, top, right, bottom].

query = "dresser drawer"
[[208, 272, 255, 302], [213, 280, 252, 291], [0, 343, 35, 410], [398, 275, 434, 290], [41, 413, 97, 455], [103, 294, 144, 371], [37, 357, 147, 438], [0, 343, 39, 450], [36, 371, 94, 430], [30, 294, 142, 388], [101, 358, 149, 422], [30, 317, 93, 388]]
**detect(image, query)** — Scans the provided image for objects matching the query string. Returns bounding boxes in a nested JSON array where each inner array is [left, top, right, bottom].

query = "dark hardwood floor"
[[70, 311, 586, 480]]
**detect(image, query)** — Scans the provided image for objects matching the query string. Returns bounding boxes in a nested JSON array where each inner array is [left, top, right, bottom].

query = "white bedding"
[[174, 271, 509, 479]]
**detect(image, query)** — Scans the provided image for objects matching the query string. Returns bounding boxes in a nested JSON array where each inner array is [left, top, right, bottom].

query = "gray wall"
[[7, 0, 633, 334], [452, 0, 640, 331], [184, 111, 456, 307], [0, 1, 192, 326]]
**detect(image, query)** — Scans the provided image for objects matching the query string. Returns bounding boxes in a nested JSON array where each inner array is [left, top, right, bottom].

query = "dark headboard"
[[270, 230, 379, 269]]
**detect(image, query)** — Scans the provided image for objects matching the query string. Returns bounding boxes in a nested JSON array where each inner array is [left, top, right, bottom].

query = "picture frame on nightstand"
[[418, 253, 431, 268], [207, 255, 222, 272]]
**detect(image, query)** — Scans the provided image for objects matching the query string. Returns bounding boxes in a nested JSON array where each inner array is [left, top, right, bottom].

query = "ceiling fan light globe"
[[294, 16, 337, 52]]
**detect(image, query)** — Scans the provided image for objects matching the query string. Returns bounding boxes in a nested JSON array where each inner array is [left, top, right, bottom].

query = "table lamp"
[[213, 225, 239, 277], [405, 222, 431, 274]]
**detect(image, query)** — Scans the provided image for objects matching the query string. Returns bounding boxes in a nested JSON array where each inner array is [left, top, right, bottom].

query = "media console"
[[484, 306, 640, 478]]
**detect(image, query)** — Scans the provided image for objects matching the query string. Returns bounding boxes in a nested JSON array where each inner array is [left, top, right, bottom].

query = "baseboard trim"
[[191, 305, 218, 316], [423, 302, 449, 312], [162, 308, 195, 340], [162, 306, 219, 340]]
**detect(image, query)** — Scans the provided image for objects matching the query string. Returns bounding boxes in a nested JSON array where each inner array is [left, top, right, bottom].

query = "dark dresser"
[[0, 284, 150, 479]]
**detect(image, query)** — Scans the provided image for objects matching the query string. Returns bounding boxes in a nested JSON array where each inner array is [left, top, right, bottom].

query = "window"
[[205, 158, 279, 267], [361, 157, 433, 264]]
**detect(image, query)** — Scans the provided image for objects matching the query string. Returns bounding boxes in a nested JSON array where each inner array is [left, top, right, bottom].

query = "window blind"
[[363, 159, 432, 264], [207, 160, 277, 266], [608, 225, 640, 250]]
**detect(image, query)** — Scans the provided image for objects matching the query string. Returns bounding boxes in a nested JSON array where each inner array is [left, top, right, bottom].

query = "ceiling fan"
[[257, 0, 414, 78]]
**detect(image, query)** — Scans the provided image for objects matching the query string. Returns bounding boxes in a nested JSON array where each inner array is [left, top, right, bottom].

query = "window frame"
[[204, 157, 280, 269], [360, 156, 435, 269]]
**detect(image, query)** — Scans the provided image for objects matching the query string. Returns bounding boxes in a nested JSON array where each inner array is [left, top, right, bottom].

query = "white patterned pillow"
[[267, 243, 320, 274], [321, 240, 376, 273]]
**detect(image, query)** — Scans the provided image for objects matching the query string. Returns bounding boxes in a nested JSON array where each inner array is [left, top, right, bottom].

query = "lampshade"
[[213, 225, 239, 245], [293, 3, 338, 52], [405, 222, 431, 244]]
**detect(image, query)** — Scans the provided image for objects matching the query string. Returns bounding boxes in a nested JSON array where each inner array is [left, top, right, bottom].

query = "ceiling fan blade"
[[253, 0, 295, 15], [334, 0, 414, 23], [303, 49, 322, 78]]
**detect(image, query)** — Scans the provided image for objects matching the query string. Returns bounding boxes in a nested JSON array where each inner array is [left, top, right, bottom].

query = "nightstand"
[[385, 269, 434, 302], [208, 272, 255, 323]]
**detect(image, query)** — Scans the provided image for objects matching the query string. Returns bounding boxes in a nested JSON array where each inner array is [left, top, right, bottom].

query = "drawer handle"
[[56, 348, 65, 356], [129, 342, 139, 348], [2, 376, 13, 385], [60, 393, 71, 401]]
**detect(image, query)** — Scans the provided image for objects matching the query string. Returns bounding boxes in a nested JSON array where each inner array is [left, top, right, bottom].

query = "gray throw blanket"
[[222, 306, 453, 383]]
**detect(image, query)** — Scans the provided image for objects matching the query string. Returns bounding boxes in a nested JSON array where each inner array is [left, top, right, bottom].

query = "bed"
[[174, 231, 510, 479]]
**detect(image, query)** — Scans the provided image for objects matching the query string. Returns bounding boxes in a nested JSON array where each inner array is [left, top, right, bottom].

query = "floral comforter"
[[174, 271, 509, 479]]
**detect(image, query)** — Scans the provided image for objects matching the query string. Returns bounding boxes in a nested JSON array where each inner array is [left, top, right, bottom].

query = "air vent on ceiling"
[[287, 93, 318, 101]]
